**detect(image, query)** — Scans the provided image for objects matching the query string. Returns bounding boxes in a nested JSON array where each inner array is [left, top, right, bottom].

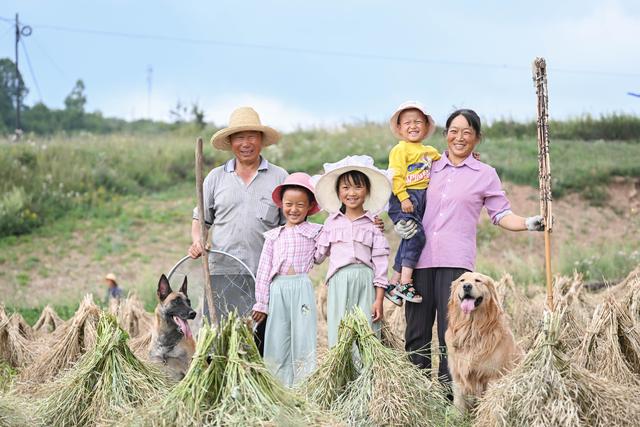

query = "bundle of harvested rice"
[[553, 275, 588, 354], [475, 307, 640, 427], [495, 274, 543, 349], [109, 295, 154, 338], [134, 312, 329, 426], [131, 322, 220, 426], [304, 308, 451, 426], [575, 296, 640, 388], [129, 329, 153, 360], [19, 294, 100, 386], [0, 308, 33, 367], [383, 299, 406, 340], [33, 305, 64, 335], [379, 317, 403, 350], [8, 313, 34, 341], [604, 264, 640, 302], [36, 313, 169, 426], [0, 392, 33, 426], [623, 274, 640, 326], [210, 314, 328, 426]]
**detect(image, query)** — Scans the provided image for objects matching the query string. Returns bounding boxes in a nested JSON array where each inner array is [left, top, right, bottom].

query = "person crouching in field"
[[314, 155, 391, 347], [103, 272, 124, 304], [385, 101, 441, 306], [251, 173, 322, 386]]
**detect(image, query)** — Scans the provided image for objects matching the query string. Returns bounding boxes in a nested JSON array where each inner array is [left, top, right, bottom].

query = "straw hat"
[[210, 106, 281, 151], [389, 100, 437, 140], [104, 273, 117, 283], [272, 172, 321, 215], [315, 155, 392, 214]]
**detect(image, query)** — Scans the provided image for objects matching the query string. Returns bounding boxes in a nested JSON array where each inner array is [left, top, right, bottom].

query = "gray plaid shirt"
[[193, 157, 288, 275]]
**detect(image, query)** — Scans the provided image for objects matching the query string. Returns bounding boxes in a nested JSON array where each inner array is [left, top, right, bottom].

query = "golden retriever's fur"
[[445, 272, 523, 413]]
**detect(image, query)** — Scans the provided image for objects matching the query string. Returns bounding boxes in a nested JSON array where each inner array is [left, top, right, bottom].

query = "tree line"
[[0, 57, 206, 135]]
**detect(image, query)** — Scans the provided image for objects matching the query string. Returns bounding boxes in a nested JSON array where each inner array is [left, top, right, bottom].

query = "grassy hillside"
[[1, 126, 639, 316], [2, 126, 640, 238]]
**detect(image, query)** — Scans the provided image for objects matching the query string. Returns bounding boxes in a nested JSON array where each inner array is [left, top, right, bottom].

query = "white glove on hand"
[[394, 219, 418, 239], [525, 215, 545, 231]]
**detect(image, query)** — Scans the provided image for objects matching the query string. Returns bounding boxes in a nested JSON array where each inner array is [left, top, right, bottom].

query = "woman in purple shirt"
[[396, 109, 545, 393]]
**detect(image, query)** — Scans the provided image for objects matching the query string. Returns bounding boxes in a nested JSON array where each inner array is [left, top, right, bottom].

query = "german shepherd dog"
[[149, 274, 197, 380]]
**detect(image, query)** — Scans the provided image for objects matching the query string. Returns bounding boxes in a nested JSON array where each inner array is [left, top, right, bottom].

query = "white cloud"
[[94, 90, 340, 131], [203, 94, 339, 132], [95, 89, 177, 122]]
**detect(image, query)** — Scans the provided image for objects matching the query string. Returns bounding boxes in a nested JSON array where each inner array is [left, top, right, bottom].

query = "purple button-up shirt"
[[416, 152, 512, 271]]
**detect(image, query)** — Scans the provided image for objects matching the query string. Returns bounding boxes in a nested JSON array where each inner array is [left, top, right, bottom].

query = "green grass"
[[2, 126, 639, 238]]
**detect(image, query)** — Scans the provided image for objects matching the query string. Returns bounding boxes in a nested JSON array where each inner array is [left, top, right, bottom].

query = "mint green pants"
[[263, 274, 317, 387], [327, 264, 380, 348]]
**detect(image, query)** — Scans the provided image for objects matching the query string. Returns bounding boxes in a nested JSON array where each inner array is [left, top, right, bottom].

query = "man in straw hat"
[[188, 107, 288, 333]]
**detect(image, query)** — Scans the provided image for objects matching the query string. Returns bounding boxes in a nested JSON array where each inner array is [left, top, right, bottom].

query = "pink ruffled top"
[[315, 211, 389, 287]]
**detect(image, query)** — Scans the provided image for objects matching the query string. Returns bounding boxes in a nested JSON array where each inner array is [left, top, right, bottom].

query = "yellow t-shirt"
[[388, 140, 441, 201]]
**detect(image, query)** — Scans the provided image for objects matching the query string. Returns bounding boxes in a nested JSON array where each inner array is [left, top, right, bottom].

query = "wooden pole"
[[533, 57, 554, 311], [196, 137, 217, 323]]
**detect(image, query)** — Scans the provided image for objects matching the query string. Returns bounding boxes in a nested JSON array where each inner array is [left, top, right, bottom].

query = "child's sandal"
[[397, 283, 423, 304], [384, 283, 403, 307]]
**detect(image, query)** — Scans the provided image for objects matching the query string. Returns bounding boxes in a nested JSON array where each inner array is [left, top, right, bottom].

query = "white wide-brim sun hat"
[[210, 106, 281, 151], [314, 155, 392, 214], [389, 100, 437, 140]]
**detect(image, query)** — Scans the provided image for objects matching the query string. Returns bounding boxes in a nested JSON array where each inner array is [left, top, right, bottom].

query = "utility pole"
[[13, 13, 32, 138], [15, 13, 20, 134]]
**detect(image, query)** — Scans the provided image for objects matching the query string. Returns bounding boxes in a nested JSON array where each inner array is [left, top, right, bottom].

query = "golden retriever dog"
[[445, 272, 522, 413]]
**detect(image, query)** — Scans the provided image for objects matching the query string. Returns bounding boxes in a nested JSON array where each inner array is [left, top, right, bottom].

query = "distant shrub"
[[485, 114, 640, 141]]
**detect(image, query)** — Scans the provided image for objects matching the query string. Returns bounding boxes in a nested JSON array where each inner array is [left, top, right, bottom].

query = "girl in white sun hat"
[[314, 155, 391, 347]]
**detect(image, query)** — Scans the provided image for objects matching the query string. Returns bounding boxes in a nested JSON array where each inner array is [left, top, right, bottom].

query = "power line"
[[29, 36, 67, 78], [28, 22, 640, 78], [3, 16, 640, 78], [20, 38, 43, 102]]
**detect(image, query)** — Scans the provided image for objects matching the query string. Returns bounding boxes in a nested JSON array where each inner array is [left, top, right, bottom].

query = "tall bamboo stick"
[[196, 137, 217, 323], [533, 57, 554, 311]]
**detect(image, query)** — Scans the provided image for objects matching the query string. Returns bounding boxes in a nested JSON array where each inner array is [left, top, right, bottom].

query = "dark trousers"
[[405, 267, 469, 386], [387, 189, 426, 272], [202, 274, 265, 355]]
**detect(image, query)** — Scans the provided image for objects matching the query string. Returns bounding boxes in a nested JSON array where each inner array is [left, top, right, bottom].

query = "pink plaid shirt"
[[252, 221, 323, 314], [315, 211, 389, 288]]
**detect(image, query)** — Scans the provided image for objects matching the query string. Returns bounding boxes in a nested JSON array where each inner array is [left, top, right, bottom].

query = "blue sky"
[[1, 0, 639, 131]]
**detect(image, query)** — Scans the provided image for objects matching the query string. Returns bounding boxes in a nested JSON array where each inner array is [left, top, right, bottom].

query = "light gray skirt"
[[327, 264, 380, 348], [264, 274, 317, 387]]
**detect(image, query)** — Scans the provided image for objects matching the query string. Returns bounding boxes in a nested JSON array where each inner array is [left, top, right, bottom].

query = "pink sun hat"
[[272, 172, 321, 215]]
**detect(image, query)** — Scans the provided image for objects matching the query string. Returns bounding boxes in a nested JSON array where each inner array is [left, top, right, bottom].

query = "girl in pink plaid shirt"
[[251, 172, 322, 387]]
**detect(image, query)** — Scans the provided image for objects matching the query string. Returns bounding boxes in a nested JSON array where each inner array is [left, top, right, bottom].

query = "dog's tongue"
[[173, 316, 193, 339], [460, 298, 476, 315]]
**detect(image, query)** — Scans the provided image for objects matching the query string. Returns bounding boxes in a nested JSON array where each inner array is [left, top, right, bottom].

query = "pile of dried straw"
[[109, 295, 153, 338], [33, 305, 64, 335], [303, 308, 450, 426], [19, 294, 100, 386], [135, 312, 329, 426], [36, 313, 169, 426], [0, 307, 33, 367], [0, 392, 33, 426], [575, 296, 640, 388], [475, 306, 640, 426]]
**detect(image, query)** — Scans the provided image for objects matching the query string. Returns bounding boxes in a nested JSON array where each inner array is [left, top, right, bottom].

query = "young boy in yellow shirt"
[[386, 101, 440, 305]]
